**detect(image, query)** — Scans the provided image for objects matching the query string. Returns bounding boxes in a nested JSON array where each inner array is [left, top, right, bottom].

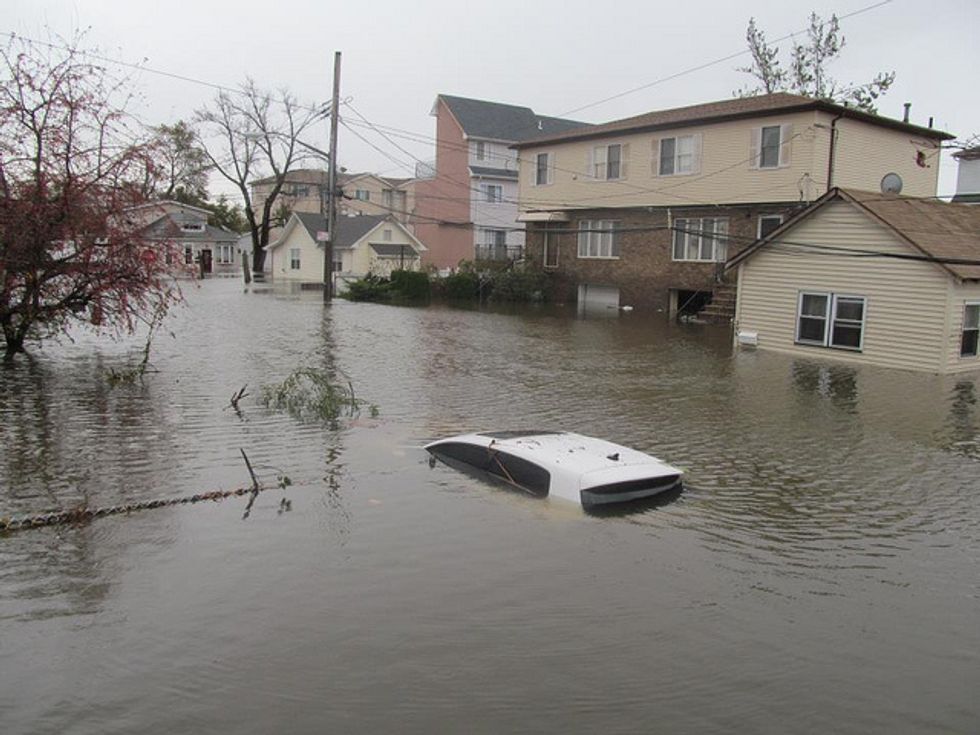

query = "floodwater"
[[1, 279, 978, 734]]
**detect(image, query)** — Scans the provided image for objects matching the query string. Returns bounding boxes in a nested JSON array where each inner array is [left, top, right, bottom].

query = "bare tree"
[[195, 80, 322, 279], [736, 13, 895, 114]]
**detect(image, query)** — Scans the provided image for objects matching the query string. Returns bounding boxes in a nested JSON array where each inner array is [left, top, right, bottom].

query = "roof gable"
[[728, 187, 980, 280]]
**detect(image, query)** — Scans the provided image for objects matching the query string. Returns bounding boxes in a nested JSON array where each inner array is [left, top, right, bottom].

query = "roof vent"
[[537, 120, 543, 131], [903, 102, 911, 123]]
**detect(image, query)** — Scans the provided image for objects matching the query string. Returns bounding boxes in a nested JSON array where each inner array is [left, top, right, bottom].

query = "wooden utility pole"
[[323, 51, 341, 301]]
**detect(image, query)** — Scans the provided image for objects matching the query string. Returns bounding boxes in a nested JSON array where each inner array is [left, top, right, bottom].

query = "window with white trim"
[[480, 183, 503, 203], [751, 124, 792, 169], [216, 244, 235, 264], [382, 189, 393, 207], [577, 220, 620, 259], [181, 222, 205, 232], [961, 303, 980, 357], [476, 141, 486, 161], [289, 248, 301, 270], [591, 143, 626, 180], [535, 152, 553, 186], [758, 214, 783, 238], [657, 134, 699, 176], [354, 189, 370, 201], [672, 218, 729, 262], [184, 245, 193, 265], [382, 229, 392, 242], [796, 292, 866, 351], [543, 226, 559, 269]]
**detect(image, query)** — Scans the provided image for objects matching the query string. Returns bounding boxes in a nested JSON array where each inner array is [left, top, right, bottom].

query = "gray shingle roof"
[[293, 212, 388, 248], [439, 95, 589, 142], [370, 243, 421, 257]]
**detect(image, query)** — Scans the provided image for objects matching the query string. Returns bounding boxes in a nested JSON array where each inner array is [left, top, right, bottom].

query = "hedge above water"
[[341, 266, 549, 304]]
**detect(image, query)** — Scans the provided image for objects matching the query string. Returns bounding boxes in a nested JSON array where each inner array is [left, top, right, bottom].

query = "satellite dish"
[[881, 173, 903, 195]]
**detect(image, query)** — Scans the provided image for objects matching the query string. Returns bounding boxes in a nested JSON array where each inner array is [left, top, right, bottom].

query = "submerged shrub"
[[261, 367, 377, 423], [488, 270, 548, 302], [388, 270, 430, 300], [440, 271, 480, 300], [343, 274, 391, 302]]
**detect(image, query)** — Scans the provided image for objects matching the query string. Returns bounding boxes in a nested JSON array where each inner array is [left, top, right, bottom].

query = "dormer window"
[[180, 222, 205, 232]]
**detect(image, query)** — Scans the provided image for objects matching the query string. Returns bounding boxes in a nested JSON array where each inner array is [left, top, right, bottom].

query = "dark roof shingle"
[[293, 212, 388, 248], [439, 95, 588, 142]]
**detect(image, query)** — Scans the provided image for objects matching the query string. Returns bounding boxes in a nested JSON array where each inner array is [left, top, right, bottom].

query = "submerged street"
[[1, 279, 978, 733]]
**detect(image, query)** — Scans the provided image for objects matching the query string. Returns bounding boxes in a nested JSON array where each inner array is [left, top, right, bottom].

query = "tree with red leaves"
[[0, 34, 182, 360]]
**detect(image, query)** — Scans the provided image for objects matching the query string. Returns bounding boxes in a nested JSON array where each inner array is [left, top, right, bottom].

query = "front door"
[[200, 249, 213, 275]]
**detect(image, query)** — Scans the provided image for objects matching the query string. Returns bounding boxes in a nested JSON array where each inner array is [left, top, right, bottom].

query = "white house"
[[266, 212, 426, 288]]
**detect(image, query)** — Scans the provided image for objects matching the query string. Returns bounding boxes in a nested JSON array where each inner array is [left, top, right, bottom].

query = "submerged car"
[[424, 431, 682, 508]]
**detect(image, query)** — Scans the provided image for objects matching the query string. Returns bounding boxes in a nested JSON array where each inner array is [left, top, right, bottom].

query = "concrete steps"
[[698, 284, 737, 324]]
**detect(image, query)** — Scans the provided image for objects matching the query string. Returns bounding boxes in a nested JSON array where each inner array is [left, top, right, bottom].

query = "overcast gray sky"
[[6, 0, 978, 199]]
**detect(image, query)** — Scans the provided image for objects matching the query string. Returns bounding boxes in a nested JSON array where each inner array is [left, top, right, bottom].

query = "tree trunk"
[[241, 252, 252, 284]]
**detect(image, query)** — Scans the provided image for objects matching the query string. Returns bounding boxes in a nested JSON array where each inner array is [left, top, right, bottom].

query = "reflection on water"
[[1, 280, 979, 734]]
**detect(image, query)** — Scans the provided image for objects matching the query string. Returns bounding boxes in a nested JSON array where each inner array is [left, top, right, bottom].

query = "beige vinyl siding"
[[270, 228, 323, 284], [823, 114, 941, 198], [518, 111, 821, 209], [347, 223, 422, 275], [735, 201, 951, 372], [945, 280, 980, 373]]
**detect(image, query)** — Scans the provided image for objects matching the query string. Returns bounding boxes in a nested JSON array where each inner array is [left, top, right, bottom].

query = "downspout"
[[826, 111, 846, 192]]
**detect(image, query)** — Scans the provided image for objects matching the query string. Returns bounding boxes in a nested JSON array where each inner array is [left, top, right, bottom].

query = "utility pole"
[[324, 51, 342, 300]]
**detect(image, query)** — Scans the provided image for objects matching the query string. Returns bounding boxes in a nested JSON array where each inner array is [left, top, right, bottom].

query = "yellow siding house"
[[728, 188, 980, 373]]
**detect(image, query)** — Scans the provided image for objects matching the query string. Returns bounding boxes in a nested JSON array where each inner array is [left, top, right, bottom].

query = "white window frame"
[[751, 123, 792, 170], [656, 134, 700, 177], [476, 141, 486, 161], [382, 228, 392, 242], [671, 218, 729, 262], [382, 189, 393, 207], [795, 291, 866, 351], [289, 248, 301, 270], [480, 183, 503, 203], [542, 226, 559, 269], [577, 220, 620, 259], [591, 143, 626, 181], [180, 222, 205, 233], [534, 152, 553, 186], [757, 214, 784, 239], [216, 244, 235, 264], [355, 189, 370, 201], [184, 245, 194, 265], [961, 302, 980, 358]]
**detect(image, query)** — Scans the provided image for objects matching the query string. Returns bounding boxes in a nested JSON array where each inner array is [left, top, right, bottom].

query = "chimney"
[[903, 103, 911, 123], [928, 117, 934, 129]]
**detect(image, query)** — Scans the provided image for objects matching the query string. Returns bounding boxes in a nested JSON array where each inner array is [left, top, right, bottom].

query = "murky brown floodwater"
[[1, 279, 978, 734]]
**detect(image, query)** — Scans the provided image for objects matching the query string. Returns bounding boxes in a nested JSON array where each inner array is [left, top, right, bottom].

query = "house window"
[[577, 220, 620, 259], [535, 152, 552, 186], [180, 222, 205, 232], [184, 246, 193, 265], [216, 244, 235, 264], [758, 214, 784, 238], [658, 135, 697, 176], [289, 248, 301, 270], [592, 143, 624, 180], [961, 303, 980, 357], [383, 229, 392, 242], [382, 189, 393, 207], [752, 124, 793, 169], [476, 141, 486, 161], [481, 183, 503, 203], [355, 189, 370, 201], [543, 226, 559, 268], [796, 292, 866, 351], [672, 218, 729, 262]]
